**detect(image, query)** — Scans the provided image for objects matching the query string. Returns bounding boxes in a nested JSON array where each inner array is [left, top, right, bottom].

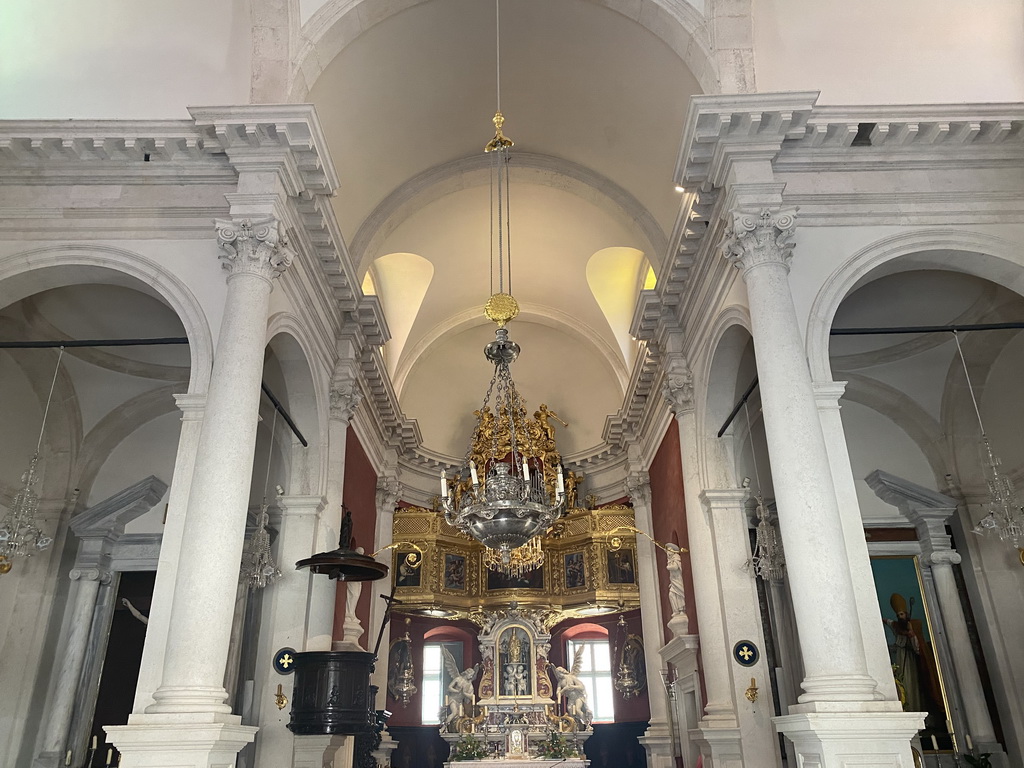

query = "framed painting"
[[444, 553, 466, 590], [870, 555, 950, 748], [564, 551, 586, 590], [394, 550, 421, 588], [486, 564, 545, 591], [607, 547, 636, 584]]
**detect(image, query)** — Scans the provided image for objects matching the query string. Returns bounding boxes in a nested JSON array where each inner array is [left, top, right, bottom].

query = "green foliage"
[[449, 735, 489, 761], [536, 732, 578, 759]]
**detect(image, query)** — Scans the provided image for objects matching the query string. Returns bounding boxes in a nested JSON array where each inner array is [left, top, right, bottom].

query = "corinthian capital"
[[626, 471, 652, 507], [719, 207, 797, 273], [216, 217, 294, 280], [329, 379, 362, 423], [376, 475, 401, 514], [662, 355, 694, 415]]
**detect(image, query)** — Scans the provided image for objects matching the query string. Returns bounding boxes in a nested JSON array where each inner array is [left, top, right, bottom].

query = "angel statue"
[[551, 645, 593, 729], [441, 646, 480, 730]]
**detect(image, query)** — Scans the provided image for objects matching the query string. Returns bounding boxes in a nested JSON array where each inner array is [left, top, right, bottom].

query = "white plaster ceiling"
[[306, 0, 700, 460]]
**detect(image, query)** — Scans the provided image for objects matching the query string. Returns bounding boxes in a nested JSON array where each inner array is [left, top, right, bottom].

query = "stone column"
[[720, 208, 877, 705], [625, 468, 675, 768], [663, 355, 737, 728], [133, 394, 205, 712], [700, 489, 780, 768], [812, 382, 899, 702], [252, 495, 327, 768], [867, 471, 1005, 763], [35, 568, 110, 767], [109, 217, 293, 766], [307, 361, 361, 652], [722, 208, 921, 763]]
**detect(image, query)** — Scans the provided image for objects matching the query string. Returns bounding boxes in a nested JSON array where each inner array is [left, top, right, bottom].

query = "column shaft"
[[676, 410, 736, 723], [724, 208, 874, 703], [132, 394, 204, 712], [38, 573, 104, 764], [812, 383, 898, 702], [701, 490, 779, 766], [929, 554, 997, 746]]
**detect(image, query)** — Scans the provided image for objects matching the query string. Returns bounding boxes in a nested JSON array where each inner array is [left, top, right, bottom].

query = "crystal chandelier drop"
[[953, 331, 1024, 548], [241, 409, 283, 590], [0, 347, 64, 574], [440, 3, 565, 572]]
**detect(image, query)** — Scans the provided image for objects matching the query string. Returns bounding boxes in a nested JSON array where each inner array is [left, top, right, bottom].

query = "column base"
[[294, 734, 351, 768], [774, 710, 924, 767], [638, 720, 675, 768], [694, 725, 744, 768], [105, 713, 256, 768]]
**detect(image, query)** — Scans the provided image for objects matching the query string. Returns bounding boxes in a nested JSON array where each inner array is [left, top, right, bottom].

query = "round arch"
[[289, 0, 721, 102], [0, 245, 215, 394], [263, 319, 329, 497], [806, 230, 1024, 383]]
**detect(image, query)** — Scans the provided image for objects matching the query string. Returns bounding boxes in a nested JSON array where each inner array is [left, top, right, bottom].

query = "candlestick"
[[440, 470, 448, 498], [470, 461, 479, 486], [556, 465, 565, 495], [106, 747, 114, 766], [65, 750, 71, 766], [931, 734, 939, 752], [91, 736, 97, 750]]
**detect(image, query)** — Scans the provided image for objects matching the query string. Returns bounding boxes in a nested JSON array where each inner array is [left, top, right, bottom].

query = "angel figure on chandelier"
[[441, 646, 480, 729]]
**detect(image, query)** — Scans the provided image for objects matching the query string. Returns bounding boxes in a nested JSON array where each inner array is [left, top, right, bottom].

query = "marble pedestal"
[[775, 710, 924, 767]]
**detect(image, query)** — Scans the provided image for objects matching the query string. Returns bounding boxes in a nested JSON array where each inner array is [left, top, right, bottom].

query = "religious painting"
[[444, 553, 466, 590], [498, 625, 532, 697], [394, 550, 421, 588], [486, 563, 545, 591], [870, 556, 950, 747], [564, 551, 586, 590], [607, 547, 636, 584]]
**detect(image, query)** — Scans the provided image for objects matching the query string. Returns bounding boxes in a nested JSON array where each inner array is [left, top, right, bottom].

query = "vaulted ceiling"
[[306, 0, 701, 460]]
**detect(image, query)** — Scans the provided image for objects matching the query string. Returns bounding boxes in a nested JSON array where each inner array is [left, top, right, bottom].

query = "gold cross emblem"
[[280, 653, 294, 668], [738, 646, 753, 661]]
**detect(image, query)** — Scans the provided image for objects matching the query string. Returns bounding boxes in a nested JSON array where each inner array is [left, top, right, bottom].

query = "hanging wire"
[[952, 330, 987, 436], [495, 0, 502, 112], [242, 408, 282, 590], [505, 152, 512, 295], [743, 399, 785, 581], [37, 346, 65, 454], [262, 409, 279, 502]]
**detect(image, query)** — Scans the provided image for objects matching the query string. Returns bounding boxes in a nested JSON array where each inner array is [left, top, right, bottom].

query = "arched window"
[[421, 641, 463, 725], [564, 624, 614, 723]]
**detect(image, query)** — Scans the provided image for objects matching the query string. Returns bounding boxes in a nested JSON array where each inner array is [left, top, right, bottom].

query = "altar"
[[444, 760, 588, 768]]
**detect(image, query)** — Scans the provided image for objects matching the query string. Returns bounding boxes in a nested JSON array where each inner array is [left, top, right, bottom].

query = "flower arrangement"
[[449, 735, 489, 761], [536, 732, 577, 759]]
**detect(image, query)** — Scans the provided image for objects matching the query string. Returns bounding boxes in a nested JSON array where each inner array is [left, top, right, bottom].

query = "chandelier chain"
[[952, 330, 987, 437]]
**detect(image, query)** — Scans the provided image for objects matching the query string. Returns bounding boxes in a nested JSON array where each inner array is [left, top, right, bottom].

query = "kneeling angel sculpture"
[[551, 644, 593, 729], [441, 646, 480, 730]]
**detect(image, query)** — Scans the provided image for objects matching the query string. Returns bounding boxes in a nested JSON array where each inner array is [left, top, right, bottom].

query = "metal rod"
[[260, 382, 308, 448], [0, 335, 309, 448], [0, 337, 188, 348], [830, 321, 1024, 336], [372, 583, 401, 661], [717, 376, 759, 438], [716, 322, 1024, 438]]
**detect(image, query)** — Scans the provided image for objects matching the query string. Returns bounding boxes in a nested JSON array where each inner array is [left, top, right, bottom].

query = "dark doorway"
[[88, 570, 154, 767]]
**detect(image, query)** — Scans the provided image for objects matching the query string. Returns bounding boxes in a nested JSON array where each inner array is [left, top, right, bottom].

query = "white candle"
[[556, 465, 565, 495], [966, 734, 973, 751], [65, 750, 72, 766], [470, 461, 479, 486], [91, 736, 97, 750], [522, 458, 530, 484], [440, 470, 448, 497], [930, 735, 939, 752]]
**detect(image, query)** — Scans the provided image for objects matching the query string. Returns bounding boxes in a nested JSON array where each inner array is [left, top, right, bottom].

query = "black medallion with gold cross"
[[732, 640, 759, 667], [274, 647, 297, 675]]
